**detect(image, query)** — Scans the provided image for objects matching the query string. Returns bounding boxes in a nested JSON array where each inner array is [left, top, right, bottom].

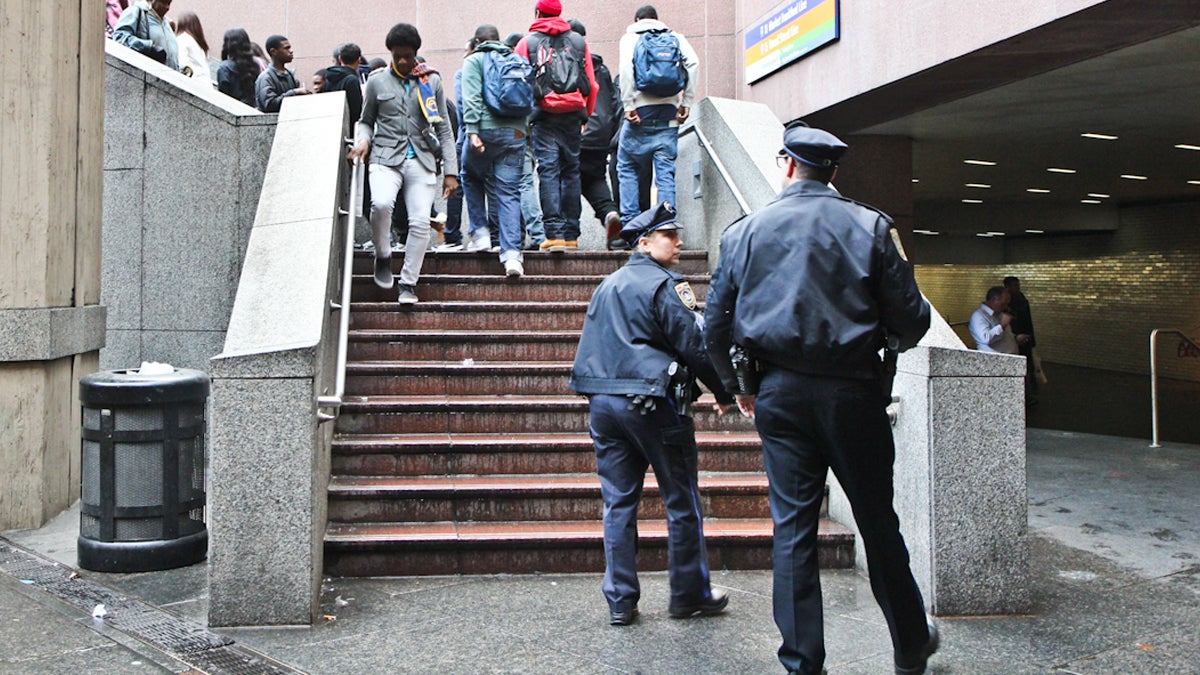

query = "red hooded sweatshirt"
[[515, 16, 598, 118]]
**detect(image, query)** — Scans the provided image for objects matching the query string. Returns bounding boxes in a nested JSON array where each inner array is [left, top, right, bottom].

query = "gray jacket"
[[112, 2, 179, 71], [355, 68, 458, 176]]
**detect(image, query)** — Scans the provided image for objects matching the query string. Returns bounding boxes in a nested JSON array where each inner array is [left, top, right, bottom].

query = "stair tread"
[[329, 472, 768, 494], [326, 518, 851, 544], [332, 430, 761, 451], [350, 329, 580, 339], [347, 360, 573, 371], [353, 273, 708, 283], [352, 301, 590, 310]]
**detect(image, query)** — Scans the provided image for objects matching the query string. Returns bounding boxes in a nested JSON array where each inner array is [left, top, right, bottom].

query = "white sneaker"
[[488, 245, 501, 253], [465, 228, 491, 252], [433, 241, 464, 252], [504, 259, 524, 278], [396, 284, 419, 305]]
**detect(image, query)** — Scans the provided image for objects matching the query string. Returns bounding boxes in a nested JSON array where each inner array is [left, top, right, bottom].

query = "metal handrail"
[[316, 147, 363, 422], [678, 123, 752, 215], [1148, 328, 1200, 447]]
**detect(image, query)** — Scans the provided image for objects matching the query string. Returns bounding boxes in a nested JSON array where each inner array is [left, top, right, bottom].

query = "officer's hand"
[[625, 110, 641, 125], [470, 133, 485, 155], [735, 394, 756, 419], [676, 106, 690, 124], [713, 402, 738, 416]]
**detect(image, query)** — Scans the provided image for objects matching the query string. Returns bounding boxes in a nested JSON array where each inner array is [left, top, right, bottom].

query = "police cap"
[[780, 124, 847, 169], [620, 202, 681, 248]]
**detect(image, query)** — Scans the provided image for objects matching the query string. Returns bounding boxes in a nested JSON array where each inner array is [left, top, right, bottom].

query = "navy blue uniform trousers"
[[587, 393, 713, 613], [755, 369, 929, 674]]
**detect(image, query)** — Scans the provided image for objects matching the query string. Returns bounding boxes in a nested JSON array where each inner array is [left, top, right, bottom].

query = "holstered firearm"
[[668, 361, 699, 417], [881, 333, 900, 405], [729, 345, 762, 395]]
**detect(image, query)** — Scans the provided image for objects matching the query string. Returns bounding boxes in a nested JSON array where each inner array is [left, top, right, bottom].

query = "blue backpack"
[[633, 30, 686, 97], [483, 49, 535, 118]]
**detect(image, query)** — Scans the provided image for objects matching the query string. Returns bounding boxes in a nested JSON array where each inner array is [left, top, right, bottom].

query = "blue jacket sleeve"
[[703, 229, 742, 394], [873, 221, 930, 351]]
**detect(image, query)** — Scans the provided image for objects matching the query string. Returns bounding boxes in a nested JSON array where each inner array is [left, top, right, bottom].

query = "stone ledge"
[[900, 344, 1027, 378], [0, 306, 107, 362]]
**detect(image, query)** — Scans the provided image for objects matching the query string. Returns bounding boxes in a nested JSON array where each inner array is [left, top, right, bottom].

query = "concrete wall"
[[0, 1, 106, 529], [159, 0, 741, 101], [208, 93, 348, 627], [102, 41, 276, 373], [737, 0, 1106, 122], [916, 201, 1200, 382]]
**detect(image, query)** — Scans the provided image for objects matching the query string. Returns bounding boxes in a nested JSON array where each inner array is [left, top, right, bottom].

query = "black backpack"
[[526, 31, 590, 100]]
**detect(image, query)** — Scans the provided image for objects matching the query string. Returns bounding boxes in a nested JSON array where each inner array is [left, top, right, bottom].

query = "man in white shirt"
[[969, 286, 1020, 354]]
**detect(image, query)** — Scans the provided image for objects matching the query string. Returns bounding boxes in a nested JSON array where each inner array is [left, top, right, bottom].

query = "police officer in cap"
[[570, 201, 737, 626], [704, 123, 938, 675]]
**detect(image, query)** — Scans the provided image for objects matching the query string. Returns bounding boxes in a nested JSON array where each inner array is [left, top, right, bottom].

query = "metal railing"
[[316, 148, 363, 422], [1148, 328, 1200, 447], [678, 123, 752, 215]]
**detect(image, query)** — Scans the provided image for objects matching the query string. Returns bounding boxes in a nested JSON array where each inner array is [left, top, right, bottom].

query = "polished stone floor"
[[3, 429, 1198, 673]]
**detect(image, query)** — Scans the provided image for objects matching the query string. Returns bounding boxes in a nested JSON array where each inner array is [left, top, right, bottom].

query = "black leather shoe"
[[895, 615, 939, 674], [668, 588, 729, 618], [609, 606, 638, 626]]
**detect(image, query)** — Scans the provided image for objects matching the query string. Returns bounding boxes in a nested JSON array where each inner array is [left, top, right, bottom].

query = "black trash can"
[[78, 368, 209, 572]]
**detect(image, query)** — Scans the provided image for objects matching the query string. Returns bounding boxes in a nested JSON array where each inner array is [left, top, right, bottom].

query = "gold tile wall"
[[914, 202, 1200, 382]]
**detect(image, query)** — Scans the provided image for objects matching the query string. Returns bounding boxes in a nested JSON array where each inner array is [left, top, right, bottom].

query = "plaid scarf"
[[393, 61, 443, 124]]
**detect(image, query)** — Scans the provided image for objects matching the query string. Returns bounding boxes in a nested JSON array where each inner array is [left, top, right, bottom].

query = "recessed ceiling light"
[[911, 178, 920, 183], [1188, 180, 1200, 185], [986, 231, 1005, 236], [964, 159, 997, 166], [1047, 168, 1076, 174], [1081, 199, 1102, 204], [1174, 144, 1200, 151], [1026, 188, 1051, 193], [1082, 133, 1119, 140], [1087, 193, 1110, 198], [965, 183, 991, 188], [1120, 174, 1148, 180], [913, 229, 940, 236], [962, 199, 983, 204], [975, 232, 993, 237], [1025, 229, 1045, 234]]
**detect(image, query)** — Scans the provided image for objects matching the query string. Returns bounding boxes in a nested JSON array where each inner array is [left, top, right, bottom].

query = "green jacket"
[[461, 42, 530, 136]]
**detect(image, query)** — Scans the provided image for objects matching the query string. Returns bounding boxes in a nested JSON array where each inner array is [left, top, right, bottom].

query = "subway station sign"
[[744, 0, 839, 84]]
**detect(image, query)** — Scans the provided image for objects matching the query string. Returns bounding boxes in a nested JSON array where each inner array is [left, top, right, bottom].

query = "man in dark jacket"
[[324, 42, 364, 122], [255, 34, 310, 113], [571, 202, 736, 627], [705, 123, 938, 675], [567, 19, 623, 249]]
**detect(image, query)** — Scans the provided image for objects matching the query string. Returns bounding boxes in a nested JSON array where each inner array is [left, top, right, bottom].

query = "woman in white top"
[[174, 11, 213, 83]]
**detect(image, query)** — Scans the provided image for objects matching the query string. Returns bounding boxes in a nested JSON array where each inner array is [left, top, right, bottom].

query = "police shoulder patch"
[[674, 281, 697, 310]]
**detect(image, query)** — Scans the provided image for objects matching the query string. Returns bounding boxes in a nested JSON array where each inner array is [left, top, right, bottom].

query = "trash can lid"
[[80, 368, 210, 407]]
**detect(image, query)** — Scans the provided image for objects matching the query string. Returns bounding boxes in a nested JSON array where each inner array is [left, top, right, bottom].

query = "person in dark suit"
[[570, 202, 736, 626], [704, 122, 939, 675]]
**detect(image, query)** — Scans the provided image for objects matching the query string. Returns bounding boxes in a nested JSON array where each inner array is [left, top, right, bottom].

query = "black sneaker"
[[373, 256, 393, 289]]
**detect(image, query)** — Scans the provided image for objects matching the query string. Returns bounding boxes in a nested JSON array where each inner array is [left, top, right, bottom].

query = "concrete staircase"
[[323, 250, 854, 576]]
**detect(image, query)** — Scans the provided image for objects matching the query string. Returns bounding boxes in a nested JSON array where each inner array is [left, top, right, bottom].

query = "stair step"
[[331, 431, 764, 475], [352, 249, 711, 277], [351, 274, 709, 303], [323, 518, 856, 576], [349, 301, 591, 331], [327, 472, 775, 522], [344, 360, 575, 396], [347, 329, 581, 361], [336, 395, 756, 434]]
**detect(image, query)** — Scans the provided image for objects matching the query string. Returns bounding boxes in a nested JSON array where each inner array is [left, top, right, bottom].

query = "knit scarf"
[[393, 61, 443, 124]]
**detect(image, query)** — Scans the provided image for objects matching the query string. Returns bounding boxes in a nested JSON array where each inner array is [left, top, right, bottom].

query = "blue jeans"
[[462, 128, 525, 262], [587, 393, 714, 613], [521, 140, 545, 245], [532, 119, 582, 241], [617, 122, 678, 223]]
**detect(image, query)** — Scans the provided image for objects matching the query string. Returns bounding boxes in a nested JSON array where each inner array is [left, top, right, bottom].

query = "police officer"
[[570, 202, 737, 626], [704, 123, 938, 675]]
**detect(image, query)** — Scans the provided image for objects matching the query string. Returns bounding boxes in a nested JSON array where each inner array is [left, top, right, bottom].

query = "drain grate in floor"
[[0, 537, 303, 675]]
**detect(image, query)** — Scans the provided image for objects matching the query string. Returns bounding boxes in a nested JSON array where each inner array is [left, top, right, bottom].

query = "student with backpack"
[[460, 24, 535, 277], [616, 5, 699, 226], [514, 0, 599, 252]]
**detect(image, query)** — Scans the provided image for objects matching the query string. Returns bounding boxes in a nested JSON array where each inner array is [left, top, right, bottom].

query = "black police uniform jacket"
[[570, 253, 734, 405], [704, 180, 930, 390]]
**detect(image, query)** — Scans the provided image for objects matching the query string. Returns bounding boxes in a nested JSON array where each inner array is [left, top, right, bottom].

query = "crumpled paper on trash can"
[[137, 361, 175, 375]]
